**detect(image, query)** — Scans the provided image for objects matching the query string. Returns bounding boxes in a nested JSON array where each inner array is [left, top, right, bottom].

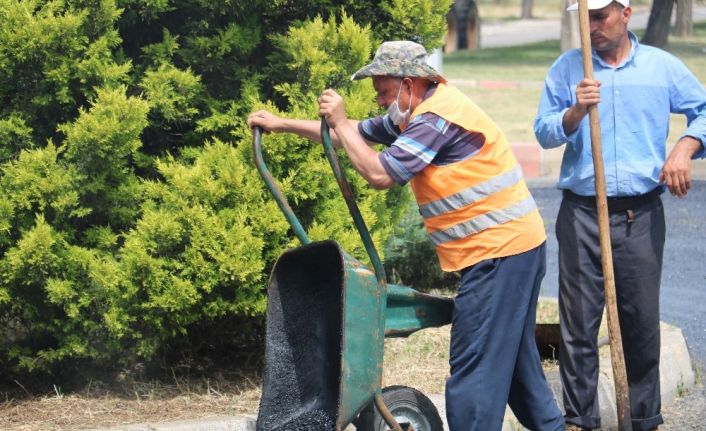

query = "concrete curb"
[[88, 323, 694, 431]]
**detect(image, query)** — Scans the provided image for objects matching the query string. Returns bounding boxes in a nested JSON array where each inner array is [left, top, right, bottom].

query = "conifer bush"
[[0, 0, 452, 379]]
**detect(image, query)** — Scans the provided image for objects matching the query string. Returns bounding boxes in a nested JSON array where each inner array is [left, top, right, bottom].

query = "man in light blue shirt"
[[534, 0, 706, 430]]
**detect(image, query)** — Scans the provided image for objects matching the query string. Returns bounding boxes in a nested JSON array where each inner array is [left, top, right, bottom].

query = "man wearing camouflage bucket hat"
[[350, 40, 447, 83], [248, 40, 564, 431]]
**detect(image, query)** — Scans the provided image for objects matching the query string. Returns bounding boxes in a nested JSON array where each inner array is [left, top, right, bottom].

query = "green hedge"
[[0, 0, 452, 378]]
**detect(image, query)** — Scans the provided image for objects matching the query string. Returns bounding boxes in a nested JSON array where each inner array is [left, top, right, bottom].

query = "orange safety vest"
[[406, 84, 546, 271]]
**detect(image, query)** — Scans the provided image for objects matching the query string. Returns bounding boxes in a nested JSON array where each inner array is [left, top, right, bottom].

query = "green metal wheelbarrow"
[[252, 120, 454, 431]]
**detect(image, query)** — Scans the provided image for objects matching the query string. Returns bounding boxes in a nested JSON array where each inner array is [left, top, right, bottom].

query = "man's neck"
[[598, 33, 632, 67], [410, 80, 435, 111]]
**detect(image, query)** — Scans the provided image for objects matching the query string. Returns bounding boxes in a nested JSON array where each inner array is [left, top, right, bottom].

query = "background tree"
[[521, 0, 533, 19], [449, 0, 480, 50], [560, 0, 581, 52], [675, 0, 693, 37], [642, 0, 675, 47]]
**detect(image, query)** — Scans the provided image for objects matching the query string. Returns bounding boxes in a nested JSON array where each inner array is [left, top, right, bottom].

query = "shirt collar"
[[592, 31, 639, 70]]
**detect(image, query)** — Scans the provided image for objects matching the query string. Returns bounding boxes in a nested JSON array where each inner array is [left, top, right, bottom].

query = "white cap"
[[566, 0, 629, 11]]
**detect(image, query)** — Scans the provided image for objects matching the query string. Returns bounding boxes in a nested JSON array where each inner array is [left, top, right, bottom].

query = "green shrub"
[[383, 199, 460, 293], [0, 0, 451, 379]]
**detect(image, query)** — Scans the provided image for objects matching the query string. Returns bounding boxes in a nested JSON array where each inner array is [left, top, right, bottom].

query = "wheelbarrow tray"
[[257, 240, 384, 431]]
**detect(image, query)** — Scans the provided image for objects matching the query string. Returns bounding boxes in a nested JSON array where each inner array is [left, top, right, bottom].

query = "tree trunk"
[[675, 0, 693, 37], [445, 9, 458, 52], [453, 0, 480, 50], [468, 1, 480, 49], [560, 0, 581, 51], [641, 0, 675, 48], [521, 0, 533, 19], [456, 0, 469, 50]]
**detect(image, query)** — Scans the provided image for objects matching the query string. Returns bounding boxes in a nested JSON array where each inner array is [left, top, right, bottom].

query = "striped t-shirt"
[[358, 92, 485, 185]]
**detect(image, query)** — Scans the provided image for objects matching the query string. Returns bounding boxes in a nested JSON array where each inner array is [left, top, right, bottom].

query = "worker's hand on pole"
[[563, 79, 602, 135], [660, 136, 702, 197], [247, 110, 283, 133], [318, 89, 348, 129], [575, 78, 601, 113]]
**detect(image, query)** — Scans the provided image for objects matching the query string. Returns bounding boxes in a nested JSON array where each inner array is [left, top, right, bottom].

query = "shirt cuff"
[[680, 134, 706, 159], [556, 107, 579, 144]]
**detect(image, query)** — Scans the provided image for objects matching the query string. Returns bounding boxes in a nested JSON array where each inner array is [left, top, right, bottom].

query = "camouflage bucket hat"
[[351, 41, 446, 83]]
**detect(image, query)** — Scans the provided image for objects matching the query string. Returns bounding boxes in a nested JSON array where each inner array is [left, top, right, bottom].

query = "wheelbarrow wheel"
[[353, 385, 443, 431]]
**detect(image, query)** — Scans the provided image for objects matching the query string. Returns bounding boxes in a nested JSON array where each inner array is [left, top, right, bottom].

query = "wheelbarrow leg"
[[375, 394, 415, 431]]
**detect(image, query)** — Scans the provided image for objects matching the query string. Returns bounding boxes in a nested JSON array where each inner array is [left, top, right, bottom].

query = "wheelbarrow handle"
[[251, 126, 311, 245], [319, 118, 387, 286]]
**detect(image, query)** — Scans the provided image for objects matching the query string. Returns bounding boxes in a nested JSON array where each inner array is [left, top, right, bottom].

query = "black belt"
[[562, 188, 661, 213]]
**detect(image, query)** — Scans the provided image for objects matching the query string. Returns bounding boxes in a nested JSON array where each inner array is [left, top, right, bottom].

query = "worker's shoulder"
[[634, 43, 694, 77], [635, 42, 685, 64]]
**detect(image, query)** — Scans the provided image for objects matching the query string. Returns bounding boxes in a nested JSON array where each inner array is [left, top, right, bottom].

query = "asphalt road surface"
[[531, 181, 706, 370]]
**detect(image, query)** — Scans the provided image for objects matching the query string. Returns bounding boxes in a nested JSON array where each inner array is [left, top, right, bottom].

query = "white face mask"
[[386, 80, 412, 126]]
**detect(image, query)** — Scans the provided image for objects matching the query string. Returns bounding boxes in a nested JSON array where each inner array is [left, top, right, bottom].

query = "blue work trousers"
[[445, 243, 564, 431], [557, 194, 664, 431]]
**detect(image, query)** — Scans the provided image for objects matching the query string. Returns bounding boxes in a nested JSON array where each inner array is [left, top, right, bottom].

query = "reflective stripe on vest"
[[428, 195, 537, 245], [418, 164, 524, 219]]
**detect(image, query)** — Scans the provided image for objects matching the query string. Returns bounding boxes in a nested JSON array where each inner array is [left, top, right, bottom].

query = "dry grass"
[[537, 297, 560, 324], [383, 297, 566, 396], [0, 371, 262, 431], [0, 298, 569, 430], [383, 326, 452, 396]]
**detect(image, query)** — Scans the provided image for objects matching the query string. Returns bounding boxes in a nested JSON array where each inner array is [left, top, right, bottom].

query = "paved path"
[[481, 5, 706, 48]]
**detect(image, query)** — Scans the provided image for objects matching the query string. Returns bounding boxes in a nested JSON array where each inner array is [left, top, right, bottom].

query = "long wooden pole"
[[576, 1, 633, 429]]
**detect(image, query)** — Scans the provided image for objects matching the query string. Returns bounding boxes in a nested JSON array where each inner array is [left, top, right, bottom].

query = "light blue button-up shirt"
[[534, 32, 706, 197]]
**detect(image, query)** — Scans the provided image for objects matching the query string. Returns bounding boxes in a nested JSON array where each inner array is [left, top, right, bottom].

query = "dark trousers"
[[445, 243, 564, 431], [557, 193, 665, 431]]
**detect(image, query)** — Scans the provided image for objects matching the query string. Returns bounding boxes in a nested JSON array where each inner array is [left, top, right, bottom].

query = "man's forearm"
[[562, 104, 588, 136], [674, 136, 703, 159], [277, 119, 359, 149], [334, 122, 394, 189], [277, 119, 323, 142]]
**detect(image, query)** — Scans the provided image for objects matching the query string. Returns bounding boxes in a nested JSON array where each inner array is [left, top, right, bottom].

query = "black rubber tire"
[[353, 385, 444, 431]]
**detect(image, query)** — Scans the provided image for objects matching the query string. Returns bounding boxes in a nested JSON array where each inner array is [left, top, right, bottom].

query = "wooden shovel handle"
[[576, 1, 633, 429]]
